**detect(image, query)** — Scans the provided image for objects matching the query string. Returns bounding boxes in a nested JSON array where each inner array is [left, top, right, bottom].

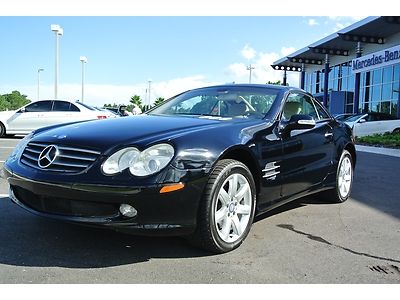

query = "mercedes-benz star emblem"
[[38, 145, 59, 168]]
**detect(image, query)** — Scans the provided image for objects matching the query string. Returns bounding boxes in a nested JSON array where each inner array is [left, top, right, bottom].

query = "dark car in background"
[[2, 84, 355, 253]]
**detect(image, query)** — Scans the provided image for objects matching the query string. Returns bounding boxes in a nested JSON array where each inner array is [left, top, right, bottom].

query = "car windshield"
[[75, 102, 96, 111], [148, 86, 280, 119], [344, 114, 365, 122], [335, 114, 351, 121]]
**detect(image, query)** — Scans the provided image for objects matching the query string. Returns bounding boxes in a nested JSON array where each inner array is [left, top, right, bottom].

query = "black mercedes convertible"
[[2, 84, 355, 253]]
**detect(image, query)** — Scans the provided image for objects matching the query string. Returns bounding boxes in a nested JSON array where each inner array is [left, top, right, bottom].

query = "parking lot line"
[[1, 147, 15, 149]]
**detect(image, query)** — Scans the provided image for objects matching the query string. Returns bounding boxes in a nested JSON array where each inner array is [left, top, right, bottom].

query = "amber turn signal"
[[159, 183, 185, 193]]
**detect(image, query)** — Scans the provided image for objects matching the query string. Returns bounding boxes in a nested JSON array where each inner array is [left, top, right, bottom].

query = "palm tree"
[[130, 95, 143, 110], [154, 97, 165, 107]]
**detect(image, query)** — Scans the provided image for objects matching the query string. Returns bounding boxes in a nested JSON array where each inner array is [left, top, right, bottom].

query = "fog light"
[[119, 204, 137, 218]]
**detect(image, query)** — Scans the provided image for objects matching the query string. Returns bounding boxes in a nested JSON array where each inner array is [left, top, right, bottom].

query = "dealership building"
[[272, 16, 400, 118]]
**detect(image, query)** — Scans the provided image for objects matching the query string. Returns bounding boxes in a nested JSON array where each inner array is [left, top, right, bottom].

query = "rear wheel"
[[0, 122, 5, 137], [321, 149, 354, 203], [189, 159, 256, 253]]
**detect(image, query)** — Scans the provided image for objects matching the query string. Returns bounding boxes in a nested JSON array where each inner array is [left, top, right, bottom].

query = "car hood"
[[30, 114, 253, 152]]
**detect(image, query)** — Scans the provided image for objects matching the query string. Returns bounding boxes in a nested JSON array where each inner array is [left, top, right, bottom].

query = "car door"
[[279, 92, 335, 198], [253, 121, 284, 209], [50, 100, 82, 125], [7, 100, 53, 132]]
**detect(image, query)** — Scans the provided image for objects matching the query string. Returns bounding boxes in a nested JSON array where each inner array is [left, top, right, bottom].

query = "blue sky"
[[0, 12, 367, 106]]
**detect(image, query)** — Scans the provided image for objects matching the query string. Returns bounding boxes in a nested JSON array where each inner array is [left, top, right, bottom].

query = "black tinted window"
[[52, 101, 80, 112], [69, 103, 80, 111], [53, 101, 70, 111], [24, 101, 52, 112]]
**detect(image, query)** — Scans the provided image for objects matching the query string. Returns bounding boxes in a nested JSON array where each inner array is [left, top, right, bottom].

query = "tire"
[[0, 122, 5, 138], [321, 150, 354, 203], [188, 159, 256, 253], [392, 128, 400, 134]]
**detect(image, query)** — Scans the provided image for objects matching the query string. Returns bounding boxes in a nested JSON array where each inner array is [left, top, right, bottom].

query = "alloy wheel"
[[214, 173, 252, 243]]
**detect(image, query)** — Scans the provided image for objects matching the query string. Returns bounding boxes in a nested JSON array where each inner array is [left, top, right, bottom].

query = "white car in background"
[[0, 100, 112, 137], [344, 112, 400, 137]]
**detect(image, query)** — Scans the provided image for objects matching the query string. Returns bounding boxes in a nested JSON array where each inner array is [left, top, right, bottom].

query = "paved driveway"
[[0, 137, 399, 283]]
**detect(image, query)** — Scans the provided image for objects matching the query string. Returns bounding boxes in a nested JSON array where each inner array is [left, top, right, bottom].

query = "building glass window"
[[372, 69, 382, 85], [394, 64, 399, 82], [382, 83, 392, 101], [382, 66, 392, 83], [304, 62, 399, 117], [391, 101, 398, 117], [371, 86, 382, 102], [381, 101, 391, 114]]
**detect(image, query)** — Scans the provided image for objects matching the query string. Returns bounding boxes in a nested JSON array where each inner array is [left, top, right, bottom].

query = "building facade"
[[272, 16, 400, 118]]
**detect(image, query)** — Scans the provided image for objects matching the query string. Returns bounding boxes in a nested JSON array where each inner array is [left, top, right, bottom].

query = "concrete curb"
[[356, 145, 400, 158]]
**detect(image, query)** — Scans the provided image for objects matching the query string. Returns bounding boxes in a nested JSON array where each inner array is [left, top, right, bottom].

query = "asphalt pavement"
[[0, 137, 399, 283]]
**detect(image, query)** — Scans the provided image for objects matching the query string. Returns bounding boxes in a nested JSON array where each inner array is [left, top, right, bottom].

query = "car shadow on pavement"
[[0, 197, 211, 269], [0, 192, 344, 270]]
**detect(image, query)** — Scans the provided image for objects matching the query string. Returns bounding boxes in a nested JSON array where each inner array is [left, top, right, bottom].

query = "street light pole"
[[247, 64, 255, 83], [148, 79, 152, 107], [80, 56, 87, 102], [51, 24, 63, 99], [37, 68, 44, 100]]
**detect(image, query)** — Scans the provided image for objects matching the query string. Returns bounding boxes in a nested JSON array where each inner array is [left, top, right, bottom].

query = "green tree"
[[130, 95, 143, 110], [267, 80, 282, 85], [154, 97, 165, 106], [0, 90, 31, 111], [0, 95, 10, 111]]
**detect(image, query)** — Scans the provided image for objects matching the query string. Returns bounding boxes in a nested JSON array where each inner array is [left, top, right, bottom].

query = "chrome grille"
[[21, 142, 101, 173]]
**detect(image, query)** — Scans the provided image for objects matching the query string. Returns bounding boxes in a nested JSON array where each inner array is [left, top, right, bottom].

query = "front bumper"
[[4, 167, 208, 236]]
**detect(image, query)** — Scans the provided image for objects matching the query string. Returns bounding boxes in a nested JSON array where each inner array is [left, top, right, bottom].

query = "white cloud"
[[308, 18, 318, 26], [328, 16, 365, 22], [241, 44, 256, 60], [325, 16, 367, 32], [0, 75, 220, 107], [226, 46, 299, 87], [280, 46, 296, 57]]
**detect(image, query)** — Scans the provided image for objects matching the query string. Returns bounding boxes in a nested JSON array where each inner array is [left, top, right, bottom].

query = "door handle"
[[324, 132, 333, 138]]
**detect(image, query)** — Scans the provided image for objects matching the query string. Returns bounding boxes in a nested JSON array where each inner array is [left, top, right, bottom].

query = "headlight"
[[102, 147, 140, 175], [8, 132, 33, 160], [102, 143, 174, 176]]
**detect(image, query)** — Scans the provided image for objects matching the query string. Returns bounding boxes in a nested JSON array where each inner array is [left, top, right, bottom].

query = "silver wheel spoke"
[[231, 215, 242, 236], [235, 184, 249, 201], [215, 207, 228, 223], [220, 217, 232, 241], [236, 204, 251, 215], [228, 175, 238, 198], [218, 188, 230, 206]]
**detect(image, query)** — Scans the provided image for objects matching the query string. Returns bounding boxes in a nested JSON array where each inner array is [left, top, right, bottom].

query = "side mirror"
[[358, 118, 366, 124], [18, 107, 26, 113], [281, 114, 316, 137]]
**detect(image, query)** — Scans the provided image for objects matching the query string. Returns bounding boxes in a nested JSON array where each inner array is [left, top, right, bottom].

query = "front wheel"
[[189, 159, 256, 253], [322, 149, 354, 203]]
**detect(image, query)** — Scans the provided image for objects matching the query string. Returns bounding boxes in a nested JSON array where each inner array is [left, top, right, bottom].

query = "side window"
[[282, 93, 318, 120], [53, 101, 72, 112], [24, 100, 52, 112], [313, 99, 330, 120], [69, 103, 80, 112]]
